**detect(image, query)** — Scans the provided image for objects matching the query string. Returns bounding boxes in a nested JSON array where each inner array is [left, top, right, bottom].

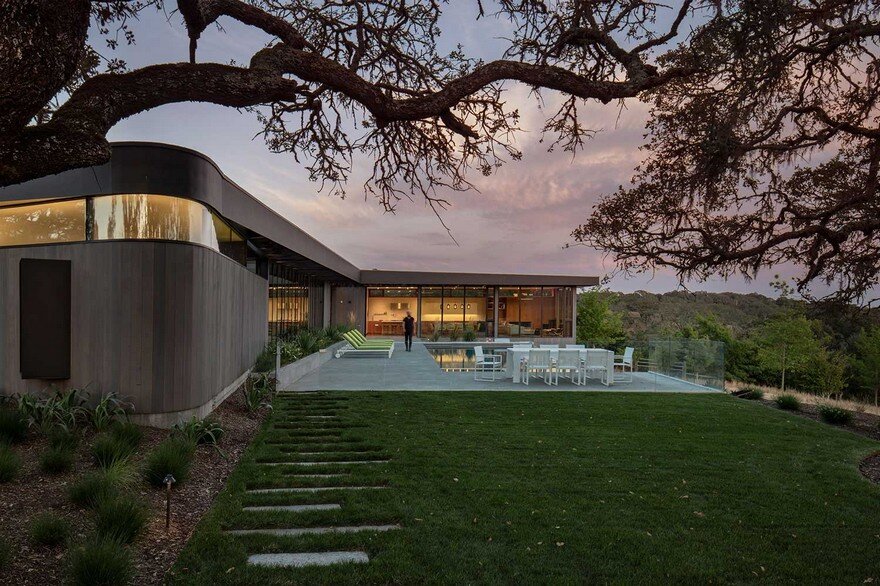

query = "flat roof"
[[0, 142, 599, 287]]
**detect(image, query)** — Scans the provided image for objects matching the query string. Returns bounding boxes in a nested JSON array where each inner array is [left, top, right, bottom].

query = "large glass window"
[[0, 199, 86, 246], [497, 287, 519, 337], [441, 287, 464, 336], [465, 287, 488, 337], [366, 287, 418, 336], [92, 194, 217, 247], [421, 287, 443, 337], [268, 263, 309, 337]]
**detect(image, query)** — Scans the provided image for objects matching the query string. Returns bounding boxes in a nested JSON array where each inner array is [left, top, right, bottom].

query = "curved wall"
[[0, 241, 267, 420]]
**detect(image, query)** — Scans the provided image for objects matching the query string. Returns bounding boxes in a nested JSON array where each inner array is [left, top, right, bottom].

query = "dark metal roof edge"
[[358, 269, 599, 287]]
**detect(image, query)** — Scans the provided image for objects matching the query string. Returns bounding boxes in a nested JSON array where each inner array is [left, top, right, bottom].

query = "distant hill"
[[611, 291, 800, 339]]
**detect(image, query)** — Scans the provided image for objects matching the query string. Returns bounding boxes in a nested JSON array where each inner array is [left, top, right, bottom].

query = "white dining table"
[[497, 347, 615, 385]]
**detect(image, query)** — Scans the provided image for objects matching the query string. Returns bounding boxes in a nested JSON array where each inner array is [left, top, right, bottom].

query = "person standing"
[[403, 311, 415, 351]]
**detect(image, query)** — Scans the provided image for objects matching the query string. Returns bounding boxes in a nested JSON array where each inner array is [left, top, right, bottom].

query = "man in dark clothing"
[[403, 311, 415, 351]]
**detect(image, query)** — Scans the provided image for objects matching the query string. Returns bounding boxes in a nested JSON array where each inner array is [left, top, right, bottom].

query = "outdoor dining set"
[[474, 341, 635, 386]]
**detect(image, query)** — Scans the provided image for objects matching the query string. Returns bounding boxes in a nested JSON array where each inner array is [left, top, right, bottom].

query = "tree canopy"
[[1, 1, 877, 301]]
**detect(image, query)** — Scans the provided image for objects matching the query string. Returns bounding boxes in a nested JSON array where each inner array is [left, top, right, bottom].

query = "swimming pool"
[[427, 347, 502, 371]]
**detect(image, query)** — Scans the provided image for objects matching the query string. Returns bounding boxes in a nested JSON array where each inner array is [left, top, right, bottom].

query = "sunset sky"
[[103, 2, 788, 296]]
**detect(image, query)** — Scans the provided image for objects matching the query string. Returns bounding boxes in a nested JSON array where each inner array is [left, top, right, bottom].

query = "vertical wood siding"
[[0, 241, 267, 415]]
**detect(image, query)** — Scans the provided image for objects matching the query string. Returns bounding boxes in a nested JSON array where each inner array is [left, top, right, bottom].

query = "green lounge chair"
[[337, 331, 395, 358], [350, 329, 393, 346]]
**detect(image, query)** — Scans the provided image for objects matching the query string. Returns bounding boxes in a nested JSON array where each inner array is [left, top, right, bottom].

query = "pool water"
[[427, 347, 502, 371]]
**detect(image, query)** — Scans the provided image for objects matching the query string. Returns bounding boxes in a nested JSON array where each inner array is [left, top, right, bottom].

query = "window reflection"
[[92, 194, 218, 248], [0, 200, 86, 246]]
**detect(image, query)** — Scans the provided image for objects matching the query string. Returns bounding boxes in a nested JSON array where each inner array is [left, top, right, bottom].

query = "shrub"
[[89, 393, 132, 432], [430, 330, 441, 342], [740, 386, 764, 400], [29, 512, 69, 546], [818, 404, 852, 425], [174, 417, 224, 446], [463, 329, 477, 342], [449, 327, 461, 342], [0, 444, 21, 483], [775, 394, 801, 411], [242, 374, 273, 415], [144, 437, 195, 487], [94, 496, 148, 544], [66, 536, 132, 586], [17, 388, 89, 434], [91, 433, 136, 468], [48, 427, 79, 451], [69, 463, 131, 509], [294, 329, 321, 356], [107, 420, 142, 452], [0, 408, 28, 444], [253, 344, 276, 373], [40, 445, 75, 475]]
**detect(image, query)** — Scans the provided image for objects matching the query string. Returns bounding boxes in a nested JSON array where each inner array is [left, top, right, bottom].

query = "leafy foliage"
[[91, 433, 136, 468], [88, 393, 132, 432], [66, 536, 132, 586], [576, 288, 627, 350], [29, 512, 70, 546], [241, 373, 274, 415], [739, 387, 764, 401], [850, 326, 880, 404], [17, 388, 89, 434], [174, 417, 224, 446], [144, 437, 195, 487]]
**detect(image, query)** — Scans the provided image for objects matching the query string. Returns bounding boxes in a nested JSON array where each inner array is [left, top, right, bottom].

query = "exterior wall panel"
[[0, 241, 267, 418]]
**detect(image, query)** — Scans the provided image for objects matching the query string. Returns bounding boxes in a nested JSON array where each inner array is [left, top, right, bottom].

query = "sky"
[[101, 2, 789, 297]]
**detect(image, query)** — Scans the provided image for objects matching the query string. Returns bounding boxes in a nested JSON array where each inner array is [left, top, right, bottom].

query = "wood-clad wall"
[[0, 241, 267, 416]]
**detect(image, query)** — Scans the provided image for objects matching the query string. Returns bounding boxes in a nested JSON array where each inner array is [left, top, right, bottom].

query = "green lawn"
[[171, 392, 880, 584]]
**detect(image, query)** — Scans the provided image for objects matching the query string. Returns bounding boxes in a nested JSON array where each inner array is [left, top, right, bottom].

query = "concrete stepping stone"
[[256, 460, 389, 466], [246, 486, 387, 494], [229, 524, 399, 537], [248, 551, 368, 568], [242, 504, 341, 513]]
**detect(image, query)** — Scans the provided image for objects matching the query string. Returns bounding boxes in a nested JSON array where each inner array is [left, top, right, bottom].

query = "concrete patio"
[[287, 342, 720, 392]]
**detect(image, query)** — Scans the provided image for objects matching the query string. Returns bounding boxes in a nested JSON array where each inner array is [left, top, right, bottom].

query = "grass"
[[40, 445, 75, 475], [91, 431, 138, 468], [172, 392, 880, 584], [94, 496, 148, 544], [0, 443, 21, 483], [144, 436, 196, 487], [740, 386, 764, 400], [66, 536, 132, 586], [29, 512, 70, 546], [69, 464, 131, 509]]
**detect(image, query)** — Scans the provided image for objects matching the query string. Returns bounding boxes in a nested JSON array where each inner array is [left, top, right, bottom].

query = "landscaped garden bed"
[[0, 389, 269, 585]]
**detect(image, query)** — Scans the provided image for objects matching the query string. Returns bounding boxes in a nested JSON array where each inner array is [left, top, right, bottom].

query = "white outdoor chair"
[[474, 346, 503, 381], [566, 344, 586, 349], [523, 349, 553, 385], [581, 350, 610, 386], [614, 347, 634, 382], [539, 344, 559, 349], [555, 349, 581, 385]]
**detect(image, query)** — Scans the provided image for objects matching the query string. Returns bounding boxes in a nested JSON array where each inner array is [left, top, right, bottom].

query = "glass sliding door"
[[538, 288, 558, 336], [366, 286, 418, 336], [464, 287, 488, 337], [497, 287, 520, 337], [421, 287, 443, 337], [441, 286, 464, 337]]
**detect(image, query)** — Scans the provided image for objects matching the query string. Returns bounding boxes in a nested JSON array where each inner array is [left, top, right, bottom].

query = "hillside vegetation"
[[578, 290, 880, 402]]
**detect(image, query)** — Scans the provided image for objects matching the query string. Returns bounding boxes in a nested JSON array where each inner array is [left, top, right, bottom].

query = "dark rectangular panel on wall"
[[20, 258, 71, 379]]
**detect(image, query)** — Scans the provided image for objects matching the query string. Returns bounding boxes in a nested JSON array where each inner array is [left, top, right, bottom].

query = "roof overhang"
[[358, 270, 599, 287]]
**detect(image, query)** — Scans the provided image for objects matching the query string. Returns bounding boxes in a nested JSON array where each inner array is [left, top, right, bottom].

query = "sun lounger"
[[336, 331, 395, 358]]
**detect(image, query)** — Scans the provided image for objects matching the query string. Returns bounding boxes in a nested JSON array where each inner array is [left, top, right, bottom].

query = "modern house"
[[0, 143, 597, 422]]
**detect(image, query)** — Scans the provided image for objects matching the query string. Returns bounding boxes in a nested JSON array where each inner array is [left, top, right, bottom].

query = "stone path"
[[229, 392, 398, 571]]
